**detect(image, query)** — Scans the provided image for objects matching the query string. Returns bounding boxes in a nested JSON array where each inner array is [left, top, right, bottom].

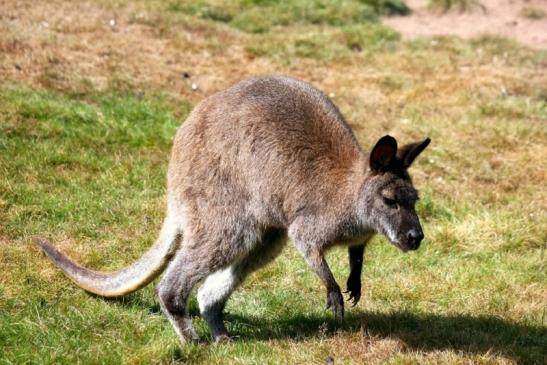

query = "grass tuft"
[[428, 0, 482, 13], [168, 0, 407, 33], [519, 6, 546, 20]]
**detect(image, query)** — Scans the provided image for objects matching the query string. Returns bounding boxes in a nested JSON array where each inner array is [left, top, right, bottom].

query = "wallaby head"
[[357, 135, 431, 252]]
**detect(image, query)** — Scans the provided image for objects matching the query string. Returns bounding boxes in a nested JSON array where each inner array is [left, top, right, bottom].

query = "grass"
[[519, 7, 546, 20], [169, 0, 409, 33], [428, 0, 482, 13], [1, 0, 546, 364], [243, 23, 401, 63]]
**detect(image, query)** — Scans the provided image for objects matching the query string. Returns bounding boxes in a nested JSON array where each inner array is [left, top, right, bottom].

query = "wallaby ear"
[[396, 137, 431, 168], [370, 135, 398, 172]]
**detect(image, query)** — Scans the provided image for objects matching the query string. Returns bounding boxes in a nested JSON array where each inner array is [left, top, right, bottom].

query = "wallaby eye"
[[383, 197, 398, 208]]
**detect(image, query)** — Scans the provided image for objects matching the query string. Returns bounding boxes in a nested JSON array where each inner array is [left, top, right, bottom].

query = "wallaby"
[[35, 75, 430, 344]]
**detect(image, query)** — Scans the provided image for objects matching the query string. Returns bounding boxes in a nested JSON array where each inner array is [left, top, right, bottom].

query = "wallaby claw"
[[346, 294, 359, 307], [345, 276, 361, 307]]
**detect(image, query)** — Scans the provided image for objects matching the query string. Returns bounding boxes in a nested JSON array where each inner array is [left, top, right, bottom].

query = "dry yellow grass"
[[1, 0, 545, 364]]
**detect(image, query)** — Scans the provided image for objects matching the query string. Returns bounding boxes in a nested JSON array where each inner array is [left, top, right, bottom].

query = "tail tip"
[[32, 236, 54, 254], [32, 236, 47, 246]]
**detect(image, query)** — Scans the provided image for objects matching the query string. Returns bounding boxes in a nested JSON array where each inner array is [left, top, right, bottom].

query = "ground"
[[0, 0, 546, 364], [383, 0, 547, 49]]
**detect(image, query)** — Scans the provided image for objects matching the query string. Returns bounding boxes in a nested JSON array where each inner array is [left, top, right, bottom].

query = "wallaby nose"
[[407, 229, 424, 250]]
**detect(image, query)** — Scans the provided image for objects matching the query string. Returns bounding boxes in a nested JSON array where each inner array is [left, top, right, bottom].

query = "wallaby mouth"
[[393, 241, 412, 252]]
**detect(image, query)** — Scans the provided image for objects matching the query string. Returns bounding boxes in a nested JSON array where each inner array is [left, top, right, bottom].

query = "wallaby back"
[[168, 76, 366, 230]]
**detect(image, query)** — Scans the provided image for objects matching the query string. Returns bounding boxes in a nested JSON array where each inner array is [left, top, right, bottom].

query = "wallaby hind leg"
[[197, 265, 239, 342], [197, 229, 286, 342], [156, 233, 245, 344], [155, 245, 205, 343], [156, 228, 256, 344]]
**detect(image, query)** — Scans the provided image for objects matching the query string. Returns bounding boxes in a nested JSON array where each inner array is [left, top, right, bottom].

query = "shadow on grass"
[[224, 311, 546, 364], [109, 294, 545, 363]]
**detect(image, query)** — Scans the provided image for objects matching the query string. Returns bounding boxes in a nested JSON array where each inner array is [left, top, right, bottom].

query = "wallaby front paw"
[[345, 275, 361, 306], [326, 289, 344, 319]]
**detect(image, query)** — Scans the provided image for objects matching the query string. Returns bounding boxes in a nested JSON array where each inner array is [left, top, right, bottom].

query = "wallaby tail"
[[34, 218, 181, 298]]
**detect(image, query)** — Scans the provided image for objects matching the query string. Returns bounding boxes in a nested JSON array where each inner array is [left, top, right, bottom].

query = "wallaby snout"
[[393, 210, 425, 252], [406, 228, 424, 250]]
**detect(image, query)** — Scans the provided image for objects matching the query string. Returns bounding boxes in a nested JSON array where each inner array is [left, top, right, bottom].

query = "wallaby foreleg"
[[292, 239, 344, 319], [346, 243, 366, 306]]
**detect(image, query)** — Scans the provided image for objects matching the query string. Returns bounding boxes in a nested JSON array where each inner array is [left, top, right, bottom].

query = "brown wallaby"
[[35, 75, 430, 344]]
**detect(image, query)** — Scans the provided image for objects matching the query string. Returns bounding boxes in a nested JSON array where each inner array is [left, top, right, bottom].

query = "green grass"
[[519, 7, 546, 20], [169, 0, 409, 33], [244, 23, 401, 63], [1, 0, 546, 364], [428, 0, 482, 13]]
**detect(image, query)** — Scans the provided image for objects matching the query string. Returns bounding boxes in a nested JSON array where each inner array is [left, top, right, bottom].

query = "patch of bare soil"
[[383, 0, 547, 49]]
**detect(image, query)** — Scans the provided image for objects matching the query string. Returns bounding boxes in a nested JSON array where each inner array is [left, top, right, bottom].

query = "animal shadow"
[[224, 310, 546, 364], [111, 293, 545, 363]]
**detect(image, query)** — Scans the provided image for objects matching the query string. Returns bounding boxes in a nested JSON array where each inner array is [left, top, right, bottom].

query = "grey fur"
[[35, 75, 430, 344]]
